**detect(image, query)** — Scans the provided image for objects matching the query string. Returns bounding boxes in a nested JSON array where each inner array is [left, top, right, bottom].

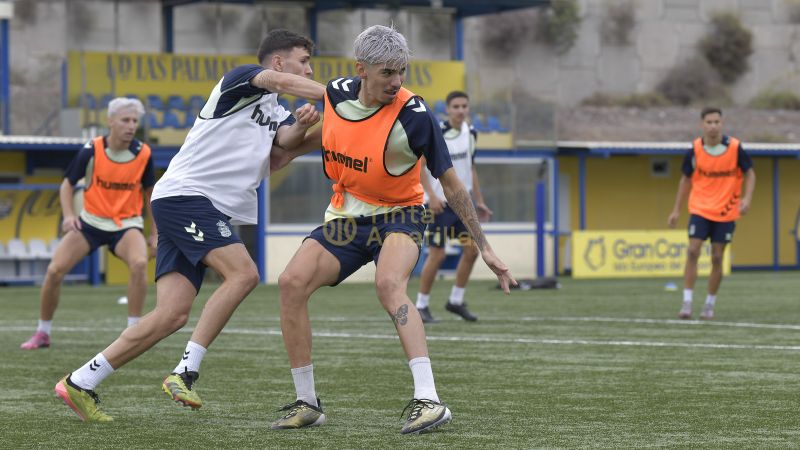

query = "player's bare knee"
[[426, 249, 447, 264], [45, 262, 68, 282], [146, 306, 189, 334], [710, 254, 724, 267], [127, 258, 148, 277], [686, 247, 701, 261], [462, 244, 479, 260], [278, 269, 307, 294], [165, 311, 190, 332], [375, 275, 404, 301], [241, 267, 260, 292]]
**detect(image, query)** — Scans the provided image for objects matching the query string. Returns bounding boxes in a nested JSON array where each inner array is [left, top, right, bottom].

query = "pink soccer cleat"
[[677, 302, 692, 320], [20, 331, 50, 350], [699, 305, 714, 321]]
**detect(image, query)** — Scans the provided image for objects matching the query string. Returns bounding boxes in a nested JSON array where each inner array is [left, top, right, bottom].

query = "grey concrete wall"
[[464, 0, 800, 108], [8, 0, 800, 134]]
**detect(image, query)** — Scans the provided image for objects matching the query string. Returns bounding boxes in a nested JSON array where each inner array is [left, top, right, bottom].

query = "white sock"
[[70, 353, 114, 390], [683, 289, 693, 303], [705, 294, 716, 307], [409, 357, 440, 402], [173, 341, 207, 374], [37, 320, 52, 335], [416, 293, 430, 309], [127, 316, 140, 328], [291, 365, 318, 407], [449, 286, 465, 305]]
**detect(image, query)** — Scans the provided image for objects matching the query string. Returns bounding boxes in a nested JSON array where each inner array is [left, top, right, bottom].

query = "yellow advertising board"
[[66, 51, 465, 106], [0, 190, 61, 243], [572, 230, 731, 279]]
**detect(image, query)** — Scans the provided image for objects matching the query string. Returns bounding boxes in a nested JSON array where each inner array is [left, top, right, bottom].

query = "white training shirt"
[[423, 120, 477, 203], [152, 64, 294, 225]]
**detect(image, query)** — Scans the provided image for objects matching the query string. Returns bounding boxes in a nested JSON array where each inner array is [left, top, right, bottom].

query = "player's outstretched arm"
[[251, 69, 325, 101], [667, 175, 691, 228], [740, 168, 756, 215], [270, 126, 322, 174], [274, 103, 320, 151], [58, 178, 81, 233], [439, 168, 517, 293]]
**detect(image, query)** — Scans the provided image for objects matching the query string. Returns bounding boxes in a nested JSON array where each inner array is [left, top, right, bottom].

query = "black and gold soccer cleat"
[[271, 398, 326, 429]]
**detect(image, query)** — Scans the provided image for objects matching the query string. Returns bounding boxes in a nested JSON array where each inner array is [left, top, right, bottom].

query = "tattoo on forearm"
[[447, 187, 487, 250], [392, 304, 409, 326]]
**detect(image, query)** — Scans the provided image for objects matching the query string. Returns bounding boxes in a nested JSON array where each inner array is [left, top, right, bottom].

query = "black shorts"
[[424, 204, 470, 248], [306, 206, 427, 286], [152, 195, 242, 292], [688, 214, 735, 243], [79, 219, 141, 256]]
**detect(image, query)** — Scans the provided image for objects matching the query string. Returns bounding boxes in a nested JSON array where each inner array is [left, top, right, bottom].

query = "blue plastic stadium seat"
[[186, 96, 205, 120], [471, 115, 490, 133], [78, 93, 97, 109], [188, 95, 205, 110], [99, 94, 114, 108], [146, 112, 162, 129], [278, 97, 291, 110], [162, 111, 183, 128], [434, 100, 447, 116], [487, 115, 510, 133], [167, 95, 186, 112], [146, 95, 165, 111]]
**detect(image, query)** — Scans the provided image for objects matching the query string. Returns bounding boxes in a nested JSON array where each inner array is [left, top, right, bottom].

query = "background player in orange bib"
[[668, 107, 756, 320], [20, 97, 156, 350]]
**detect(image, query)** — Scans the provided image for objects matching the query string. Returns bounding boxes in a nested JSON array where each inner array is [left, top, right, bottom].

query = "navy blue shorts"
[[688, 214, 736, 243], [307, 206, 427, 285], [152, 196, 242, 292], [424, 204, 470, 248], [79, 219, 141, 256]]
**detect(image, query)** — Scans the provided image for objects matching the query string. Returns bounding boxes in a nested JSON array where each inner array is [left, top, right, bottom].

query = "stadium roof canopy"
[[160, 1, 551, 17]]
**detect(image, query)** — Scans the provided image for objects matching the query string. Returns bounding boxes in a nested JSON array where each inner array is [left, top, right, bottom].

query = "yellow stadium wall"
[[0, 152, 25, 173], [106, 216, 158, 285], [778, 159, 800, 266], [105, 247, 156, 285], [557, 156, 580, 273], [559, 154, 789, 268]]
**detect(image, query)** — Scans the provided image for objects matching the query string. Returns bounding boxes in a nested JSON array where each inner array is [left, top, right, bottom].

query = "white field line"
[[519, 316, 800, 331], [4, 322, 800, 352], [6, 315, 800, 329]]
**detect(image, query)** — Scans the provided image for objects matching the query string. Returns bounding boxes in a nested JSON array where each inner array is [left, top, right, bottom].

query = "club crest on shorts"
[[217, 220, 232, 237]]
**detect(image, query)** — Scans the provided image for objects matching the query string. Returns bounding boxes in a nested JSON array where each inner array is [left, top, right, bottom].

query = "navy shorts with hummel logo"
[[78, 218, 142, 256], [306, 206, 427, 286], [151, 195, 241, 292]]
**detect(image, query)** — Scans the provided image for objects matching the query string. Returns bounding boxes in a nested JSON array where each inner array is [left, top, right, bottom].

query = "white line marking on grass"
[[5, 316, 800, 330], [521, 316, 800, 331], [4, 325, 800, 352]]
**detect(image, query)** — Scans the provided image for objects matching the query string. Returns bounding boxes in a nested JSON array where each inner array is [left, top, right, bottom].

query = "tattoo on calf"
[[393, 304, 409, 326]]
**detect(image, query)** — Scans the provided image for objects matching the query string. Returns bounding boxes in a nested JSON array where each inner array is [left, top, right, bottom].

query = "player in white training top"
[[416, 91, 492, 323], [54, 30, 325, 422]]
